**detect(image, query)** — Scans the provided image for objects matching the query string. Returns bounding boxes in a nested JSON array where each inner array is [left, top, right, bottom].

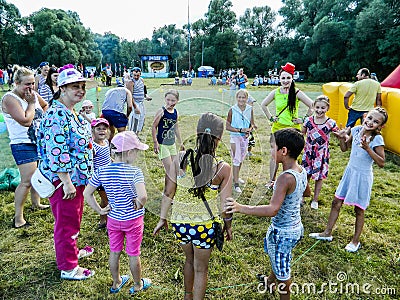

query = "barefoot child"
[[84, 131, 152, 295], [226, 128, 307, 300], [91, 118, 111, 229], [301, 95, 338, 209], [226, 89, 256, 193], [152, 89, 183, 183], [309, 107, 388, 252]]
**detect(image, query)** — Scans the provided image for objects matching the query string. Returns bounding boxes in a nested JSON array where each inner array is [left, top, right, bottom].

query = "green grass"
[[0, 80, 399, 299]]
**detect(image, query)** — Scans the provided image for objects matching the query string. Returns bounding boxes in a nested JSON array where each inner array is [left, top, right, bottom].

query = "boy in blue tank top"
[[225, 128, 307, 300]]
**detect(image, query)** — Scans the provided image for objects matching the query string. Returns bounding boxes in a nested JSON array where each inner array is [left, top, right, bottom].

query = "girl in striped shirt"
[[91, 118, 111, 229]]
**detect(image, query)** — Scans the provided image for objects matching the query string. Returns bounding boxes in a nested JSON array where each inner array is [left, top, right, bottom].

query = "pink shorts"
[[230, 135, 249, 166], [107, 216, 144, 257]]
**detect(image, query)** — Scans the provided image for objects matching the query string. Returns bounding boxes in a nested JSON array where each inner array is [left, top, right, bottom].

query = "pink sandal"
[[78, 246, 94, 259]]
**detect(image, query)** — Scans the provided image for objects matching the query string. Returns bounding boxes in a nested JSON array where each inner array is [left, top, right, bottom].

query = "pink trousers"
[[50, 182, 85, 271]]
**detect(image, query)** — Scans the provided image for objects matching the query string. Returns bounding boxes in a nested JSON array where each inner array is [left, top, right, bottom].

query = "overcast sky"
[[8, 0, 282, 41]]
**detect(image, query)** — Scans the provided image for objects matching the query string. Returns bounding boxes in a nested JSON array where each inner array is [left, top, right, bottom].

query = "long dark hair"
[[180, 113, 224, 198], [45, 67, 58, 94], [279, 69, 297, 115]]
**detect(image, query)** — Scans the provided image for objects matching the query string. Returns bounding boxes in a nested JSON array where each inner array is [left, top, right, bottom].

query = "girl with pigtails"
[[153, 112, 234, 300]]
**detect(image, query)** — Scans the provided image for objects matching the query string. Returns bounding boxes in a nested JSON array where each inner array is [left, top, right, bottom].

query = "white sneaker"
[[310, 201, 319, 210], [234, 186, 242, 193], [238, 178, 245, 184]]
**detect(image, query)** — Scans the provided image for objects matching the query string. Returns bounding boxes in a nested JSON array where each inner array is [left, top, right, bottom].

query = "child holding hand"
[[310, 107, 388, 252], [226, 128, 307, 300], [84, 131, 152, 295], [90, 118, 111, 229], [301, 95, 338, 209], [152, 89, 183, 181], [226, 89, 256, 193]]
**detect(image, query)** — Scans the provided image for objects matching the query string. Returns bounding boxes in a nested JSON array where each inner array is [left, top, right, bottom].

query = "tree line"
[[1, 0, 399, 81]]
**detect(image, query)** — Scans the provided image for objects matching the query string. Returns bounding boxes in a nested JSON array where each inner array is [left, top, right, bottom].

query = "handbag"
[[201, 193, 224, 251], [31, 168, 63, 198]]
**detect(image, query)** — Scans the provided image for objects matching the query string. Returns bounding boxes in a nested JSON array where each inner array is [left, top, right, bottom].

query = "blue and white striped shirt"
[[88, 162, 145, 221], [92, 141, 111, 171]]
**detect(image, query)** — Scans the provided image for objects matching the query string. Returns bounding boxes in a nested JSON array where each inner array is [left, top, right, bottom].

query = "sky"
[[7, 0, 282, 41]]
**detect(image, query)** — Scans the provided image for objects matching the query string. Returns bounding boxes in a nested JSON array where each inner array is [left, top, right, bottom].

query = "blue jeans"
[[346, 109, 367, 127]]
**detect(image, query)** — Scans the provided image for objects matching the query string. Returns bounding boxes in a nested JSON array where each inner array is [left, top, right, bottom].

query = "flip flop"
[[309, 232, 333, 241], [78, 246, 94, 259], [110, 275, 130, 294], [129, 278, 152, 294], [60, 266, 95, 280], [12, 218, 31, 229]]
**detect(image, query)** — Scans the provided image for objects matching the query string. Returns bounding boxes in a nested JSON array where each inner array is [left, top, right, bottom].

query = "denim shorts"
[[102, 110, 128, 128], [10, 143, 39, 165], [346, 109, 366, 127], [264, 224, 303, 281]]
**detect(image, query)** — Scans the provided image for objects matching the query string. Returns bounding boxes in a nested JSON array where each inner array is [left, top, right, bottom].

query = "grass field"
[[0, 78, 399, 299]]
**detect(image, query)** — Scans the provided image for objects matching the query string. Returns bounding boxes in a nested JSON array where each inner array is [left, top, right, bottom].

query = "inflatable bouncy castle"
[[323, 65, 400, 156]]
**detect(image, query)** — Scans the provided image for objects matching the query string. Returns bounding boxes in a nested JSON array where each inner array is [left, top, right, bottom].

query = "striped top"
[[38, 84, 53, 103], [92, 141, 111, 171], [88, 162, 145, 221], [132, 77, 145, 102]]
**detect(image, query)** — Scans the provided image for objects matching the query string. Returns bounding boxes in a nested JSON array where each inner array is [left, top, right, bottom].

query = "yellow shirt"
[[349, 79, 381, 111]]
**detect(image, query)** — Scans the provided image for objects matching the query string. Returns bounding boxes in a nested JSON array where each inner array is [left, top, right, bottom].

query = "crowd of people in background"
[[0, 60, 389, 299]]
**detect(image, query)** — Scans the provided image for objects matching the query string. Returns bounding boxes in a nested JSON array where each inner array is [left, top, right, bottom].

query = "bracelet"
[[269, 116, 274, 122], [223, 216, 233, 221]]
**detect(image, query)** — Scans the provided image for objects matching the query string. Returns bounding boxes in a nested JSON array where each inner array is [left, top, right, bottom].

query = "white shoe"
[[238, 178, 245, 184], [310, 201, 318, 210], [345, 242, 361, 253], [234, 186, 242, 193]]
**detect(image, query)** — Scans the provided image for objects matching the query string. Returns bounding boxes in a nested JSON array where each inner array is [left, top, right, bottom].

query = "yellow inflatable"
[[323, 83, 400, 155]]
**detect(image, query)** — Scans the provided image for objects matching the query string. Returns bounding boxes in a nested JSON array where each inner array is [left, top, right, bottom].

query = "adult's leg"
[[277, 278, 291, 300], [14, 161, 37, 227], [109, 251, 122, 289], [180, 243, 195, 300], [352, 206, 365, 245]]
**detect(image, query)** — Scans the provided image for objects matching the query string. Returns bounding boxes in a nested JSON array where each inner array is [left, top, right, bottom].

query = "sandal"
[[60, 266, 95, 280], [110, 274, 130, 294], [129, 278, 152, 294], [78, 246, 94, 259], [345, 242, 361, 253], [309, 232, 333, 241]]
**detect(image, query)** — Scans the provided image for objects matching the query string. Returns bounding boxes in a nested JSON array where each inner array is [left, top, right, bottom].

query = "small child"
[[310, 107, 388, 252], [226, 128, 307, 299], [84, 131, 152, 295], [152, 89, 183, 183], [91, 118, 111, 229], [80, 100, 96, 132], [226, 89, 256, 193], [301, 95, 338, 209]]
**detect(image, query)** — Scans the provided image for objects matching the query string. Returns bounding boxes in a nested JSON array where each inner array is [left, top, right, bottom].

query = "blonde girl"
[[301, 95, 338, 209], [310, 107, 388, 253]]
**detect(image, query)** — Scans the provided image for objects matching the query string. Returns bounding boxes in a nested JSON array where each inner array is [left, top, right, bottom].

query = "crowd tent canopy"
[[198, 66, 215, 78], [138, 54, 172, 78]]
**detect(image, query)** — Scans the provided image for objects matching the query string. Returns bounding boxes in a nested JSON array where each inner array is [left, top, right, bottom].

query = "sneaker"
[[238, 178, 245, 184], [345, 242, 361, 253], [234, 186, 242, 193], [310, 201, 318, 210]]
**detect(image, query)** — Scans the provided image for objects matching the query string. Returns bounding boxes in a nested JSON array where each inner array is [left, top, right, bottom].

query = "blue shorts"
[[264, 225, 303, 281], [346, 109, 366, 127], [172, 222, 216, 249], [10, 143, 39, 165], [102, 110, 128, 129]]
